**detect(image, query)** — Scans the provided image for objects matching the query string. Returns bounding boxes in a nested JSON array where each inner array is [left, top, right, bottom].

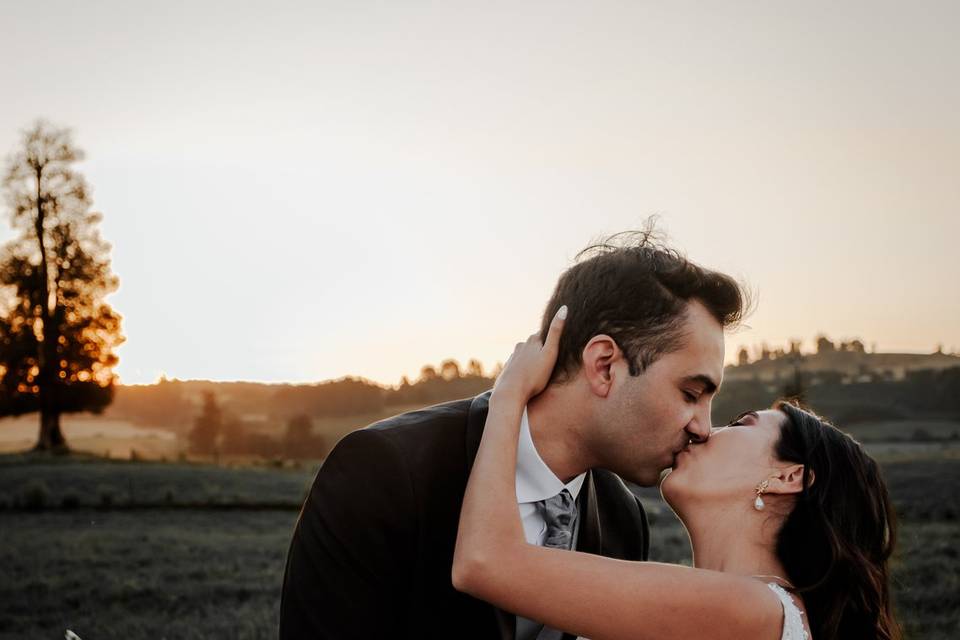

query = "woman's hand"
[[492, 305, 567, 403]]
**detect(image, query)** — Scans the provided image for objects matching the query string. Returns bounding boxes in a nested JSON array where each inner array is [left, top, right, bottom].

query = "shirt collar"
[[516, 406, 586, 504]]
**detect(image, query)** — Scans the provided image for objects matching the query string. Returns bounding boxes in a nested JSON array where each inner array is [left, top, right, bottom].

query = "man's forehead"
[[677, 301, 725, 382]]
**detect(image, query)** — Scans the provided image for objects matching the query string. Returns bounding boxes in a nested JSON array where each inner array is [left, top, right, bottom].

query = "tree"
[[419, 365, 438, 382], [737, 347, 750, 366], [815, 335, 835, 354], [219, 413, 248, 455], [440, 359, 461, 381], [284, 413, 324, 459], [189, 392, 222, 456], [0, 121, 124, 452], [466, 358, 484, 378]]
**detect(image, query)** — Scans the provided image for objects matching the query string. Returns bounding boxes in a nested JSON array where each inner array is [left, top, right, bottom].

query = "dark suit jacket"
[[279, 391, 649, 639]]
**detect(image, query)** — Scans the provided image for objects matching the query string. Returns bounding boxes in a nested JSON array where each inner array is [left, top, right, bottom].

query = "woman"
[[453, 307, 900, 639]]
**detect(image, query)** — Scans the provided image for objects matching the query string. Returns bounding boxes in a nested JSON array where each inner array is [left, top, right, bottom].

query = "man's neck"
[[525, 384, 594, 484]]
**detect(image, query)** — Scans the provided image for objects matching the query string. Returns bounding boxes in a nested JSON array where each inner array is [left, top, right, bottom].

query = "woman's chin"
[[659, 468, 679, 503], [659, 466, 695, 511]]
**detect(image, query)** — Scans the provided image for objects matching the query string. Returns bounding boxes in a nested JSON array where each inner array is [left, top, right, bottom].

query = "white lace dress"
[[767, 582, 810, 640]]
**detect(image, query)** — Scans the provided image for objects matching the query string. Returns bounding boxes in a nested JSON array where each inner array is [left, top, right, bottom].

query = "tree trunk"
[[34, 409, 68, 453], [31, 165, 68, 454]]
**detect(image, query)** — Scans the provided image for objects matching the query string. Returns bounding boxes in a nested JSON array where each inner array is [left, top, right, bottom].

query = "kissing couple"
[[280, 231, 899, 639]]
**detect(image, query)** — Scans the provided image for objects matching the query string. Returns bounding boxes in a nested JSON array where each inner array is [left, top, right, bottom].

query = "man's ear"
[[766, 464, 812, 496], [581, 335, 619, 398]]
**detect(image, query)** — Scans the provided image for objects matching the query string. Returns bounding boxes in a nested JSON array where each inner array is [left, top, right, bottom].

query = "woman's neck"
[[684, 505, 790, 582]]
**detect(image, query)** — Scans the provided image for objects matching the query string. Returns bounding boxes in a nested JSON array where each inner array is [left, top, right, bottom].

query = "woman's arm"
[[453, 309, 567, 589], [452, 309, 784, 640]]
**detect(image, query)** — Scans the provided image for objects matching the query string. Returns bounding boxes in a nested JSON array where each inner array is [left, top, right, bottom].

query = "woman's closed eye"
[[729, 411, 759, 427]]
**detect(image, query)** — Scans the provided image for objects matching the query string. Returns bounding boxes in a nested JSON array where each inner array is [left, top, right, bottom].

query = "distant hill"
[[725, 349, 960, 384], [36, 347, 956, 460], [106, 374, 495, 435]]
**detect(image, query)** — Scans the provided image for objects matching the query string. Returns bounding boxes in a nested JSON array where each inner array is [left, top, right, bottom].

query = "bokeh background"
[[1, 2, 957, 638]]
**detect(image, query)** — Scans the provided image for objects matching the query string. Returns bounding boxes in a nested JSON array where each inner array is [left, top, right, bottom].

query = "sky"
[[1, 1, 957, 386]]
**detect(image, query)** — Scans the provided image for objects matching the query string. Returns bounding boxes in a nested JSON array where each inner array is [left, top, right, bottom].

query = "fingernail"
[[556, 305, 568, 320]]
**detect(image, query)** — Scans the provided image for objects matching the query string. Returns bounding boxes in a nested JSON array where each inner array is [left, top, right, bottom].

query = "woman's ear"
[[581, 335, 619, 398], [766, 464, 810, 496]]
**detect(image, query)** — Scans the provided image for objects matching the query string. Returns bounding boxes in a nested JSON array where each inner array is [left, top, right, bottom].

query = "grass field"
[[1, 427, 958, 639]]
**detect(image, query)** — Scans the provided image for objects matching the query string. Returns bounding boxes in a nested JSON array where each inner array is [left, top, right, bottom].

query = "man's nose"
[[687, 420, 711, 444], [687, 405, 713, 443], [709, 424, 727, 436]]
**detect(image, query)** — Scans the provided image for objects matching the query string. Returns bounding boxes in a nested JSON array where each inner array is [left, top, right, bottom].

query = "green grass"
[[1, 450, 957, 639], [0, 453, 315, 510], [0, 510, 297, 640], [844, 419, 960, 443]]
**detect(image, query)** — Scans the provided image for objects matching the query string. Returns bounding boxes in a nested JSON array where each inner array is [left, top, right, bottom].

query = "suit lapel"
[[575, 469, 602, 556]]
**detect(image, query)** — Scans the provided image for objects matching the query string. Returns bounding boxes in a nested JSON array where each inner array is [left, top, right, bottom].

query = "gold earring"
[[754, 479, 770, 511]]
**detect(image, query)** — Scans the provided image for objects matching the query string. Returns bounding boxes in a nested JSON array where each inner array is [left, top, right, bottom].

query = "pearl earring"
[[754, 479, 770, 511]]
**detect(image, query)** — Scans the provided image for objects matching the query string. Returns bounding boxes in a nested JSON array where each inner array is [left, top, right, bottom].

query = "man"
[[280, 231, 747, 639]]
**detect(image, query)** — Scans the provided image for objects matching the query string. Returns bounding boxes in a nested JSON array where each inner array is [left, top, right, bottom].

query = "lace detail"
[[767, 582, 809, 640]]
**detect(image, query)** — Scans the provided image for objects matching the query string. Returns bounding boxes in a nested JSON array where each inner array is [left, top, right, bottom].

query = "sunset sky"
[[1, 1, 957, 386]]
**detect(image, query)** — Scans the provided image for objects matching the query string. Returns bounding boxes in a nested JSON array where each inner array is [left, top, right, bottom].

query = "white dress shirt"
[[515, 407, 587, 639]]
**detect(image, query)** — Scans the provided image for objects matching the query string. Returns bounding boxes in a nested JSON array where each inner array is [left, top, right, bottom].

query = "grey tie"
[[539, 488, 578, 550], [531, 489, 578, 640]]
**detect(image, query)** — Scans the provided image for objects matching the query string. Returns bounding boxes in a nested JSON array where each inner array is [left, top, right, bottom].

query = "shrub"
[[159, 484, 177, 505], [20, 479, 51, 510], [97, 483, 117, 508], [61, 490, 82, 509], [203, 483, 222, 505]]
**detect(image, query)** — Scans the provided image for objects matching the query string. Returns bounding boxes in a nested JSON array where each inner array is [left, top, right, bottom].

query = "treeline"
[[111, 369, 495, 432], [185, 392, 329, 460], [107, 361, 497, 459], [713, 366, 960, 426], [111, 364, 960, 461]]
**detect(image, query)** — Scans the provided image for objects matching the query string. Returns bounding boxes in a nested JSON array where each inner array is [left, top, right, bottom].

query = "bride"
[[453, 307, 900, 639]]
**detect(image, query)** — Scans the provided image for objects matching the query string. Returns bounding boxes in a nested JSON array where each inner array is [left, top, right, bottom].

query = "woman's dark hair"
[[773, 400, 901, 640], [539, 224, 749, 383]]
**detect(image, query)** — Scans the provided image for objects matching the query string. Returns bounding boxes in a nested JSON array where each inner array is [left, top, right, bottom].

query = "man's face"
[[591, 300, 725, 487]]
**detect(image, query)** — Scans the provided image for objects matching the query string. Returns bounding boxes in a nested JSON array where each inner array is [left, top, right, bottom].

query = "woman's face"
[[660, 409, 788, 512]]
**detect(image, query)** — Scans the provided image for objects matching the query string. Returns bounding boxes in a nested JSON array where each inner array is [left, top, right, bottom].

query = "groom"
[[279, 232, 747, 639]]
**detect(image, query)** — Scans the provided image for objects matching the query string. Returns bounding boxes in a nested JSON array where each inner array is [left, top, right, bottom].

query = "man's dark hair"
[[539, 226, 749, 383]]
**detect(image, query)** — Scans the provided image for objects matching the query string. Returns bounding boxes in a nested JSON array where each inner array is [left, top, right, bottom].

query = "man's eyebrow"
[[682, 374, 719, 394]]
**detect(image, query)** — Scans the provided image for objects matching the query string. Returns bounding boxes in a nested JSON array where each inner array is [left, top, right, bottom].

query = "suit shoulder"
[[364, 396, 474, 437], [344, 396, 485, 464]]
